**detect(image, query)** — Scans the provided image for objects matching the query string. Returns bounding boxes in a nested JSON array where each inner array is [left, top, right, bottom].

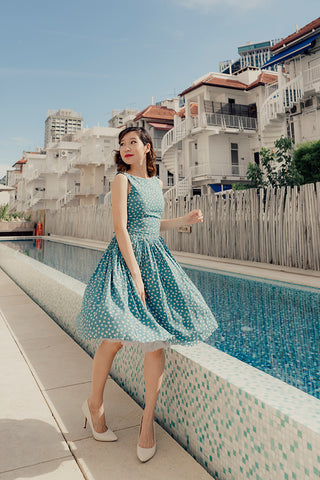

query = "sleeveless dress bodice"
[[76, 172, 218, 349]]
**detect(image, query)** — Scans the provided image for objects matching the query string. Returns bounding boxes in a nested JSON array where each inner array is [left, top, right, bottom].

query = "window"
[[231, 143, 239, 174], [254, 152, 260, 165], [167, 171, 174, 186]]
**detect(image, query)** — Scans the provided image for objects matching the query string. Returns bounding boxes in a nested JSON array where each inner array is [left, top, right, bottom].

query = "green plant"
[[294, 139, 320, 184], [235, 137, 303, 190], [0, 204, 32, 221]]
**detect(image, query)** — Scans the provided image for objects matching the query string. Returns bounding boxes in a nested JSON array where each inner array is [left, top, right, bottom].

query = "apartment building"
[[161, 67, 277, 196], [44, 109, 83, 147], [261, 16, 320, 146]]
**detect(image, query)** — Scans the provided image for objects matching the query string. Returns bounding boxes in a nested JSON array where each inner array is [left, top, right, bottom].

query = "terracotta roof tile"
[[246, 72, 278, 90], [12, 158, 27, 166], [271, 16, 320, 51], [134, 105, 176, 122], [177, 103, 198, 118], [180, 75, 247, 96]]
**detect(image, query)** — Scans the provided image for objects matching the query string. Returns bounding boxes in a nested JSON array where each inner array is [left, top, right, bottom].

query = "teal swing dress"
[[75, 172, 218, 352]]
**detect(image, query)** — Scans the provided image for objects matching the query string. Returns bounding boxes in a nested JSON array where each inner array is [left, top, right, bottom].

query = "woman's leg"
[[139, 348, 165, 448], [87, 340, 123, 433]]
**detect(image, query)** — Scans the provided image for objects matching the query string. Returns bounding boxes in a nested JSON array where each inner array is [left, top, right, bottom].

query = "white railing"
[[163, 163, 248, 199], [30, 190, 46, 207], [264, 80, 279, 100], [260, 74, 303, 131], [161, 120, 187, 157], [206, 113, 257, 130], [74, 184, 102, 196], [164, 175, 192, 199], [24, 168, 39, 182], [303, 63, 320, 92], [162, 113, 257, 158]]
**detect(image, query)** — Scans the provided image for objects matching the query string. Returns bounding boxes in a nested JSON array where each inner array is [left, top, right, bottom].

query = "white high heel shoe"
[[137, 417, 156, 462], [82, 400, 117, 442]]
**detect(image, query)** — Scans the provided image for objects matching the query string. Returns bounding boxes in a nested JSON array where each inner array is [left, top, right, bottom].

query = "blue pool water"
[[2, 238, 320, 399]]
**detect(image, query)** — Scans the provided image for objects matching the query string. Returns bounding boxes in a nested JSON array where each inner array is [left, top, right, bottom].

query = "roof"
[[12, 158, 27, 167], [149, 122, 173, 131], [180, 74, 248, 96], [177, 103, 199, 118], [271, 16, 320, 51], [134, 105, 176, 122], [180, 71, 278, 97], [246, 72, 278, 90]]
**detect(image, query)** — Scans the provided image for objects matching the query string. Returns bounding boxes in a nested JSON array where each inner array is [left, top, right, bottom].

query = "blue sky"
[[0, 0, 319, 176]]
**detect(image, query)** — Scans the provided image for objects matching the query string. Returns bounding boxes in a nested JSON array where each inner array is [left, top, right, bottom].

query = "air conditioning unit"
[[61, 151, 67, 157]]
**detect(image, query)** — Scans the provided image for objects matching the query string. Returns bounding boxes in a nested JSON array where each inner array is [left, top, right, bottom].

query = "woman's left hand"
[[183, 209, 203, 225]]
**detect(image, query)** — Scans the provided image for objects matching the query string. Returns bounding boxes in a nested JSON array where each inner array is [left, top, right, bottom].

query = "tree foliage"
[[233, 137, 303, 190], [293, 139, 320, 185], [0, 204, 31, 221]]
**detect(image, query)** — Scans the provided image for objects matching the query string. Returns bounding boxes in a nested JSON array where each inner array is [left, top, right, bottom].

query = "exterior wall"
[[108, 109, 138, 128]]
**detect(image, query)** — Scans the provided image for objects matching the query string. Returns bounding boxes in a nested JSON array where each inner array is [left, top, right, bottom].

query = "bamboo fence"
[[43, 182, 320, 271]]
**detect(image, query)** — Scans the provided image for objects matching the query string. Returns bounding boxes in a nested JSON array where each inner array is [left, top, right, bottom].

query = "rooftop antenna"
[[295, 24, 298, 32], [151, 96, 154, 105]]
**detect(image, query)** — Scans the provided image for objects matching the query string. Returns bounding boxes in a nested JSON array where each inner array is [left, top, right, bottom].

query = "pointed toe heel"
[[137, 417, 156, 462], [81, 400, 117, 442]]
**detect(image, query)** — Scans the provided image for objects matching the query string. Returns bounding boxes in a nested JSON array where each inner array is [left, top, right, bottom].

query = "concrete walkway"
[[0, 268, 212, 480]]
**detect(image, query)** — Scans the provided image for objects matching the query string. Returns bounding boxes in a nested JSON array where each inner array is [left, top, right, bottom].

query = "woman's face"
[[119, 132, 150, 167]]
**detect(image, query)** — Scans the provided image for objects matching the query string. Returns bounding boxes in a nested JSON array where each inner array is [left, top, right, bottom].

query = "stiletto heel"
[[137, 416, 157, 462], [81, 400, 117, 442]]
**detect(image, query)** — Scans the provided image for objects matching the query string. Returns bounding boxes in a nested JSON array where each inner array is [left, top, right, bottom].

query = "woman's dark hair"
[[114, 127, 157, 177]]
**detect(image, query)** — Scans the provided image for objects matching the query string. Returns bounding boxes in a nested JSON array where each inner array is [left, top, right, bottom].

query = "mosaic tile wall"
[[1, 244, 320, 480]]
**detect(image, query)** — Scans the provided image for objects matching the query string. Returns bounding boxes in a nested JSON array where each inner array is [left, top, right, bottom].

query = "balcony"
[[74, 184, 102, 196], [303, 63, 320, 93], [189, 163, 248, 180], [162, 102, 257, 159]]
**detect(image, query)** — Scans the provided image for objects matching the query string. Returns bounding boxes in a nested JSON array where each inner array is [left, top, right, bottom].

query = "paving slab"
[[0, 268, 213, 480], [1, 458, 85, 480], [0, 313, 73, 473], [71, 425, 211, 480], [45, 380, 143, 443]]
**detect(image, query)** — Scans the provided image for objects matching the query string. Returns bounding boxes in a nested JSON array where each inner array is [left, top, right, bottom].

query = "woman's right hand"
[[132, 273, 146, 306]]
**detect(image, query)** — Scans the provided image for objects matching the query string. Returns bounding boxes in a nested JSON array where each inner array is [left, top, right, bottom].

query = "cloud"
[[172, 0, 265, 10], [0, 68, 110, 80]]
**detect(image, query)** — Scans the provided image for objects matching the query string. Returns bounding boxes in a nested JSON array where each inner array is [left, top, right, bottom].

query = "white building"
[[9, 127, 120, 211], [161, 67, 278, 197], [108, 109, 138, 128], [126, 104, 177, 189], [44, 109, 83, 147], [220, 39, 281, 75], [260, 16, 320, 147], [71, 127, 119, 206]]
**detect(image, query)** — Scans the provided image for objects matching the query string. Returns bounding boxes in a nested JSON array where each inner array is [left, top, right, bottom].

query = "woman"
[[76, 126, 218, 462]]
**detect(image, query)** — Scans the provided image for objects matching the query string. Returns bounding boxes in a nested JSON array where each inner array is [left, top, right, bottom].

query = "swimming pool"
[[2, 238, 319, 400]]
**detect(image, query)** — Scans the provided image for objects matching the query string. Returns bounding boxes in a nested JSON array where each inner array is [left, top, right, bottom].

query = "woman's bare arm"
[[111, 174, 145, 304], [160, 210, 203, 231], [158, 181, 203, 231]]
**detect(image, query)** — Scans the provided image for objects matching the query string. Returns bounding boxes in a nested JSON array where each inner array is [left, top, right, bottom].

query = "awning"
[[262, 32, 320, 68], [149, 122, 173, 131]]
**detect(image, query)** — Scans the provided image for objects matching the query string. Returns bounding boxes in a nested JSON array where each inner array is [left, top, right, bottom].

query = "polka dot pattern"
[[75, 172, 218, 350]]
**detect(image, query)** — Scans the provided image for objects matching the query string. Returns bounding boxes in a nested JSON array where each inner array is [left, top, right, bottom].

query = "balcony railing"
[[189, 163, 248, 178], [161, 106, 257, 155], [206, 113, 257, 130], [74, 184, 102, 196], [204, 100, 257, 118], [303, 63, 320, 92]]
